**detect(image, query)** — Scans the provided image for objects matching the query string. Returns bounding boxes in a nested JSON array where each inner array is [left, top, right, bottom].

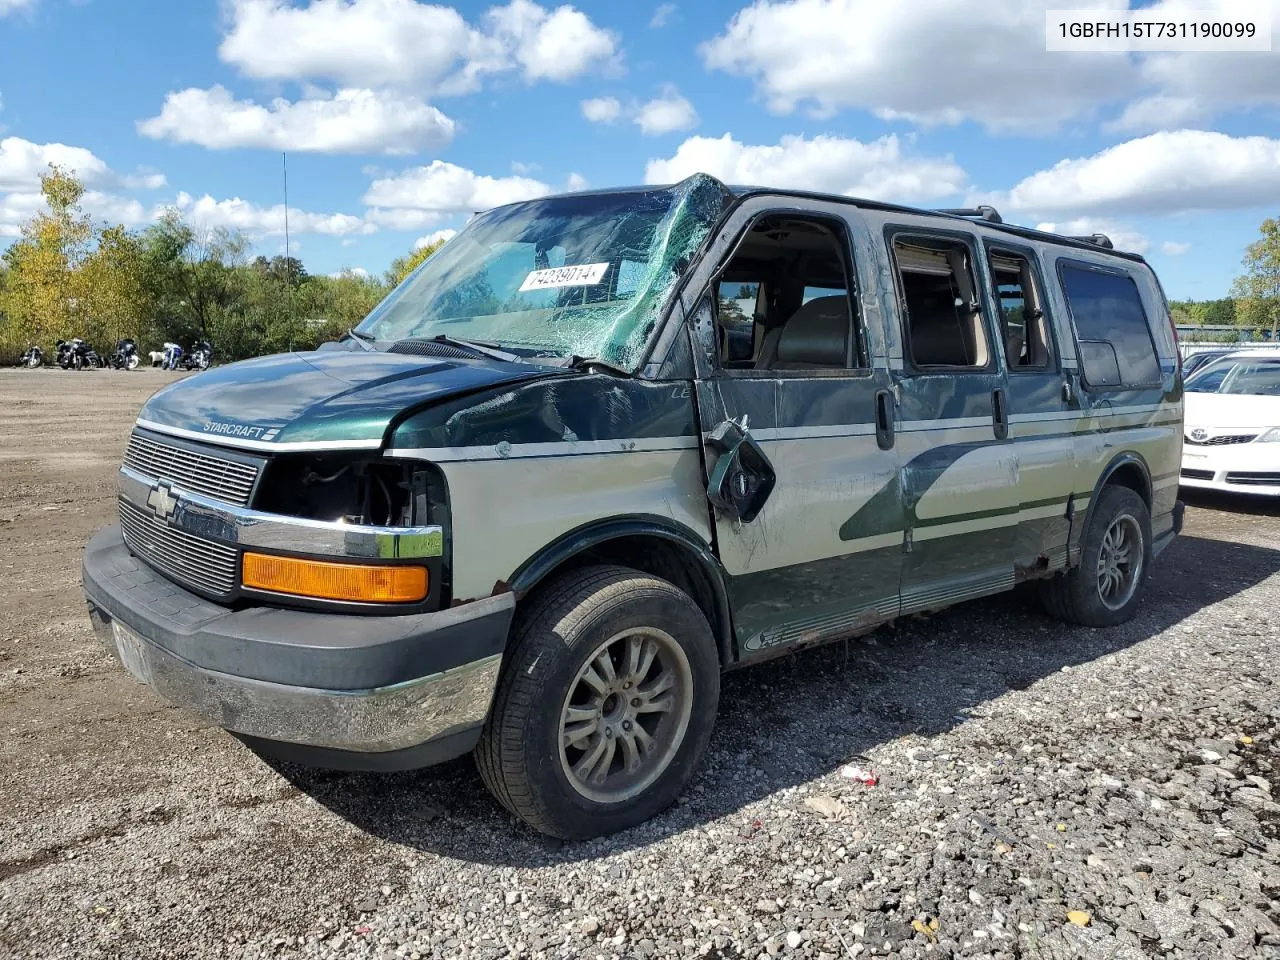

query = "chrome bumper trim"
[[89, 606, 500, 752], [119, 465, 443, 559]]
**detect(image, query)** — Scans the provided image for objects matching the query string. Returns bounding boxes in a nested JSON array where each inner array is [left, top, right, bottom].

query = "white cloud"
[[649, 2, 676, 27], [1034, 218, 1148, 255], [415, 228, 457, 248], [701, 0, 1280, 135], [581, 96, 621, 124], [0, 190, 43, 236], [0, 137, 166, 199], [701, 0, 1133, 133], [329, 266, 370, 278], [1004, 131, 1280, 217], [1161, 240, 1191, 256], [0, 0, 36, 15], [219, 0, 617, 93], [1103, 95, 1207, 134], [1118, 0, 1280, 130], [363, 161, 551, 222], [487, 0, 620, 83], [645, 132, 967, 203], [172, 191, 375, 238], [634, 86, 698, 136], [511, 160, 540, 175], [139, 86, 455, 155], [0, 137, 112, 191], [566, 172, 589, 191], [364, 207, 442, 231]]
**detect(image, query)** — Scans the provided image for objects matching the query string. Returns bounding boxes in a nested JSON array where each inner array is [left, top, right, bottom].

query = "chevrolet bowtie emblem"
[[147, 483, 178, 521]]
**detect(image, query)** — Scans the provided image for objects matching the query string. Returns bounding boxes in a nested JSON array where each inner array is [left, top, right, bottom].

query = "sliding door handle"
[[992, 387, 1009, 440], [875, 389, 895, 450]]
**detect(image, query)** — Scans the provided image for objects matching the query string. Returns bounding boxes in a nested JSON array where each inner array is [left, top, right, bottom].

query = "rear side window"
[[1059, 265, 1160, 388]]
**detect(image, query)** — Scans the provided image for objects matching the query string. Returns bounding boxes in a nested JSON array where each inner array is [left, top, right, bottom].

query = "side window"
[[988, 251, 1051, 370], [714, 215, 864, 372], [893, 235, 991, 369], [1059, 264, 1160, 387]]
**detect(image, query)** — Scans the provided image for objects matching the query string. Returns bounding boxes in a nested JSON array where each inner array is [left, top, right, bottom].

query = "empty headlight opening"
[[255, 454, 448, 529]]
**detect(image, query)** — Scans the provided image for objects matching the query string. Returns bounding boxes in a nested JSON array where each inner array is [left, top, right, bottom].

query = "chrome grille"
[[119, 499, 238, 597], [124, 432, 260, 506], [1184, 434, 1257, 446]]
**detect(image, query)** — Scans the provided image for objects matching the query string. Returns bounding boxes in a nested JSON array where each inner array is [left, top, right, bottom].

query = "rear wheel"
[[1040, 485, 1151, 627], [476, 565, 720, 839]]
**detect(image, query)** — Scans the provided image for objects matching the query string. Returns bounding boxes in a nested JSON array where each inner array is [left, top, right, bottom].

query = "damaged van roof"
[[548, 179, 1149, 265]]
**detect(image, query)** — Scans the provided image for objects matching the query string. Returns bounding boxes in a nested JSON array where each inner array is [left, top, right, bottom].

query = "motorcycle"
[[182, 339, 213, 371], [16, 345, 43, 368], [109, 338, 141, 371], [161, 342, 184, 370], [56, 338, 102, 370]]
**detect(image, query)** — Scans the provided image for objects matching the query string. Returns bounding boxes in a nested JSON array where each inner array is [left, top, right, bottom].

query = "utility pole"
[[282, 151, 291, 268]]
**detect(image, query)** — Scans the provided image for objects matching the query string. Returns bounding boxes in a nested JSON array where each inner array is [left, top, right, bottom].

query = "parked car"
[[81, 174, 1185, 839], [1180, 350, 1280, 496], [1181, 348, 1233, 379]]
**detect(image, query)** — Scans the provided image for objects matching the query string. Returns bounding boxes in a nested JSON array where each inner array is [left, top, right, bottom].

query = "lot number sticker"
[[519, 262, 609, 291]]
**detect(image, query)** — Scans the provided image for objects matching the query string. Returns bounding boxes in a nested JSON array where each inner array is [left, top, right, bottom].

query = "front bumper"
[[82, 526, 514, 767], [1180, 445, 1280, 497]]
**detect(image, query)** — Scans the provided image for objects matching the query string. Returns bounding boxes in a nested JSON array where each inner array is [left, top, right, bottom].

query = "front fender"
[[509, 515, 735, 666]]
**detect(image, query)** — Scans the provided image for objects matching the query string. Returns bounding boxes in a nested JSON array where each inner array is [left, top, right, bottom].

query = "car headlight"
[[1258, 428, 1280, 442]]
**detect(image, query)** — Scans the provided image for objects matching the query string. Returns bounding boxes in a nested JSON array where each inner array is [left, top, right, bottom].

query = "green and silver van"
[[82, 173, 1185, 838]]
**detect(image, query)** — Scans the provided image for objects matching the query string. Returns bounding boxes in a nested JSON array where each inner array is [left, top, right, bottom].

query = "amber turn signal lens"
[[242, 553, 428, 603]]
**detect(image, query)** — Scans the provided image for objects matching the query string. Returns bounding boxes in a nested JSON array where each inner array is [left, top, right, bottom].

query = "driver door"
[[691, 204, 903, 658]]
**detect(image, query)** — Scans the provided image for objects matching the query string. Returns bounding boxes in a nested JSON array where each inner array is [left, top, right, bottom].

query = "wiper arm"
[[345, 328, 377, 352], [430, 334, 520, 363]]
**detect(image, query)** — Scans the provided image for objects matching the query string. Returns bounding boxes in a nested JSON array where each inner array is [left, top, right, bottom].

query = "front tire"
[[1040, 485, 1151, 627], [476, 565, 720, 840]]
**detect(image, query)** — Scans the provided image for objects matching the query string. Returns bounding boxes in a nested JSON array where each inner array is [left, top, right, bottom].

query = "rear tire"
[[1040, 485, 1151, 627], [476, 565, 720, 840]]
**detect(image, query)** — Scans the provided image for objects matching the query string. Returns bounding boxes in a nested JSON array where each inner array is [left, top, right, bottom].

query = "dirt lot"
[[0, 368, 1277, 960]]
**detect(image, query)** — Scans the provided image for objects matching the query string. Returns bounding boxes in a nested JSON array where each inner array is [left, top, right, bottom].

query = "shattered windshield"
[[357, 174, 732, 370]]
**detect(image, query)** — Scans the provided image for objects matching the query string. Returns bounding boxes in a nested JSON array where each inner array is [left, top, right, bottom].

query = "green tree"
[[0, 165, 93, 347], [142, 210, 249, 349], [78, 224, 153, 347], [385, 238, 445, 287], [1231, 217, 1280, 339]]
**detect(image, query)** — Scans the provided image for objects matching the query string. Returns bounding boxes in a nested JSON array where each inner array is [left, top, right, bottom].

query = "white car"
[[1180, 350, 1280, 496]]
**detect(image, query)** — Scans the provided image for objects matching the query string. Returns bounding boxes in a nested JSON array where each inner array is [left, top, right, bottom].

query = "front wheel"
[[126, 355, 139, 370], [1040, 485, 1151, 627], [476, 565, 720, 840]]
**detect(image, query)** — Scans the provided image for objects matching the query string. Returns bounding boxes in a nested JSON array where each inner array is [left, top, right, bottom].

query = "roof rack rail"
[[1068, 233, 1114, 249], [935, 205, 1003, 224]]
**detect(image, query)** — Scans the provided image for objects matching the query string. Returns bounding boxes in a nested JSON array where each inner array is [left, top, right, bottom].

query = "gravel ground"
[[0, 368, 1278, 960]]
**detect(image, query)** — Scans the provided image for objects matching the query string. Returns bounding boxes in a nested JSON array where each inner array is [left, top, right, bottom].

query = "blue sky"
[[1, 0, 1278, 298]]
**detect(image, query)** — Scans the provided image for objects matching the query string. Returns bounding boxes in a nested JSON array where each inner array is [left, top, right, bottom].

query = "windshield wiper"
[[566, 355, 632, 378], [345, 328, 377, 352], [430, 334, 520, 363]]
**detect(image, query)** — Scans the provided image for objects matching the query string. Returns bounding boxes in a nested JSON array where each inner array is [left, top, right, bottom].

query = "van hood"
[[137, 349, 567, 448], [1184, 391, 1280, 434]]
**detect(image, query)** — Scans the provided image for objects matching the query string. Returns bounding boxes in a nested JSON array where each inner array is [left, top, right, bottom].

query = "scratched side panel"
[[388, 376, 710, 601], [892, 373, 1018, 609], [697, 373, 904, 652], [436, 449, 711, 600]]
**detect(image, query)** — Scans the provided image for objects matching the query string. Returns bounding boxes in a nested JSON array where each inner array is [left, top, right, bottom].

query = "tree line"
[[0, 166, 443, 365]]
